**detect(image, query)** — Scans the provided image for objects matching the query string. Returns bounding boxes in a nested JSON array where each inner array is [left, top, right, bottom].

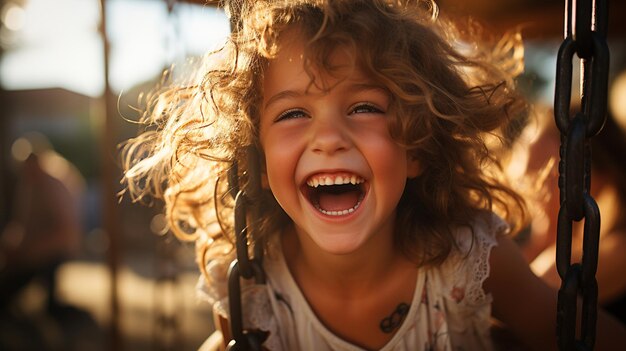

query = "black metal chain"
[[226, 145, 266, 351], [222, 3, 267, 348], [554, 0, 609, 349]]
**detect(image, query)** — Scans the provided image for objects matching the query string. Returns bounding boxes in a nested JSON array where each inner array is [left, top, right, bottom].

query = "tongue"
[[318, 191, 360, 212]]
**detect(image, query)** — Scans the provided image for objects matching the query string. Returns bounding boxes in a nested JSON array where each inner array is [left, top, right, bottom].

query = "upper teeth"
[[306, 174, 364, 188]]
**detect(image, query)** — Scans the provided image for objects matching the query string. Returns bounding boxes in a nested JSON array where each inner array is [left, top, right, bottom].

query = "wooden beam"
[[99, 1, 122, 350]]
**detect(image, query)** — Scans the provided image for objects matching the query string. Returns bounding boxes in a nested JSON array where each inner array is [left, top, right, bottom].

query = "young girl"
[[121, 0, 625, 350]]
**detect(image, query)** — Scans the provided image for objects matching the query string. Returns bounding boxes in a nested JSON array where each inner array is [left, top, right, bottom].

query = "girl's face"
[[259, 30, 421, 255]]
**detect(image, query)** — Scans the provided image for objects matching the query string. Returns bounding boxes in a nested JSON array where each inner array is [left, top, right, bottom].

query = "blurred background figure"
[[0, 132, 102, 350], [1, 133, 84, 302]]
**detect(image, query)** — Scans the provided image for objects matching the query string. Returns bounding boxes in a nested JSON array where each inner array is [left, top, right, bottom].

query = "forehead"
[[264, 30, 308, 85], [262, 28, 368, 99]]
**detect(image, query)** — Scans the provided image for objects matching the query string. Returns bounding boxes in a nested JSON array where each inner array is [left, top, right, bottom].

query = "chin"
[[310, 231, 367, 255]]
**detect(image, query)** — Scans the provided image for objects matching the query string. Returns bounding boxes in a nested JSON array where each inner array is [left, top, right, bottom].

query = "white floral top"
[[202, 213, 507, 351]]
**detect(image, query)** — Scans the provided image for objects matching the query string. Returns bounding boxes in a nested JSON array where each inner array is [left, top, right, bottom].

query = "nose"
[[310, 116, 351, 155]]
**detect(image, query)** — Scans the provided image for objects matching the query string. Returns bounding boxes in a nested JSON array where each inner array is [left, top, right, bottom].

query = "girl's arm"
[[532, 231, 626, 304], [485, 234, 626, 351]]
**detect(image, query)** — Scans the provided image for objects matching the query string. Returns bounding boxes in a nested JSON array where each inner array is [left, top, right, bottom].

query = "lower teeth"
[[315, 201, 361, 216]]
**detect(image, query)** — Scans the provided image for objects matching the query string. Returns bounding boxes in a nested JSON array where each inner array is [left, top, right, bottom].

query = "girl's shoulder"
[[455, 211, 510, 254], [413, 212, 509, 350], [432, 211, 509, 306]]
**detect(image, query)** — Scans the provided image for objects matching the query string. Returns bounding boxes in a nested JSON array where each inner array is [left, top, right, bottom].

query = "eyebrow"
[[263, 82, 387, 111], [264, 90, 303, 111]]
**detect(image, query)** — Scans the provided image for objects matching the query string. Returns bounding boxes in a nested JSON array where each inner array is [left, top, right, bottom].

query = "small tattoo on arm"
[[380, 302, 410, 333]]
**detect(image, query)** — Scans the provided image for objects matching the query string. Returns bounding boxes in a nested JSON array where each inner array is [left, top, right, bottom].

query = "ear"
[[406, 156, 422, 179]]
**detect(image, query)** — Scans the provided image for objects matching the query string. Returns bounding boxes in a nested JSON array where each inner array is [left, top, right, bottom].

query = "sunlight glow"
[[11, 137, 32, 162], [610, 70, 626, 129], [0, 0, 229, 97], [0, 0, 102, 96], [2, 2, 26, 31]]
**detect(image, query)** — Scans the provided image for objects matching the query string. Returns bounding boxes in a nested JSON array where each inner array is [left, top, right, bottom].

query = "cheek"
[[261, 133, 299, 195], [262, 143, 303, 218], [263, 145, 284, 184], [383, 150, 409, 183], [362, 125, 405, 164], [366, 139, 410, 194]]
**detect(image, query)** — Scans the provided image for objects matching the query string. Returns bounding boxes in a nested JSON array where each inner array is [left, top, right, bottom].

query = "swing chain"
[[554, 0, 609, 350], [226, 145, 267, 351]]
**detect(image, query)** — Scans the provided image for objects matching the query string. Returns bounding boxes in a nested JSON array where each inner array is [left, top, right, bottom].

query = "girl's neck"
[[282, 223, 412, 297]]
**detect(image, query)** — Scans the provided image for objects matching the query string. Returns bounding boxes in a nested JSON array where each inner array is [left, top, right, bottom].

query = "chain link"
[[226, 145, 266, 351], [554, 0, 609, 349], [222, 3, 266, 348]]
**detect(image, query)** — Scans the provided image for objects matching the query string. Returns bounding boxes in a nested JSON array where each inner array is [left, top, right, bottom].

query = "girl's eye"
[[350, 103, 384, 115], [275, 108, 308, 122]]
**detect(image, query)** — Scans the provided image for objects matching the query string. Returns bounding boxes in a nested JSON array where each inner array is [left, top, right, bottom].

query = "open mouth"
[[302, 172, 366, 216]]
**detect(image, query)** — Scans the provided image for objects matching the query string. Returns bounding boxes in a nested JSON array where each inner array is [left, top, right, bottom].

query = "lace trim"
[[466, 214, 507, 305], [197, 257, 231, 305], [197, 257, 282, 350], [211, 284, 282, 351], [242, 285, 282, 351]]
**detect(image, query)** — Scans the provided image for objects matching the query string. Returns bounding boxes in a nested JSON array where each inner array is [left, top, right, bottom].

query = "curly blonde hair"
[[121, 0, 528, 274]]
